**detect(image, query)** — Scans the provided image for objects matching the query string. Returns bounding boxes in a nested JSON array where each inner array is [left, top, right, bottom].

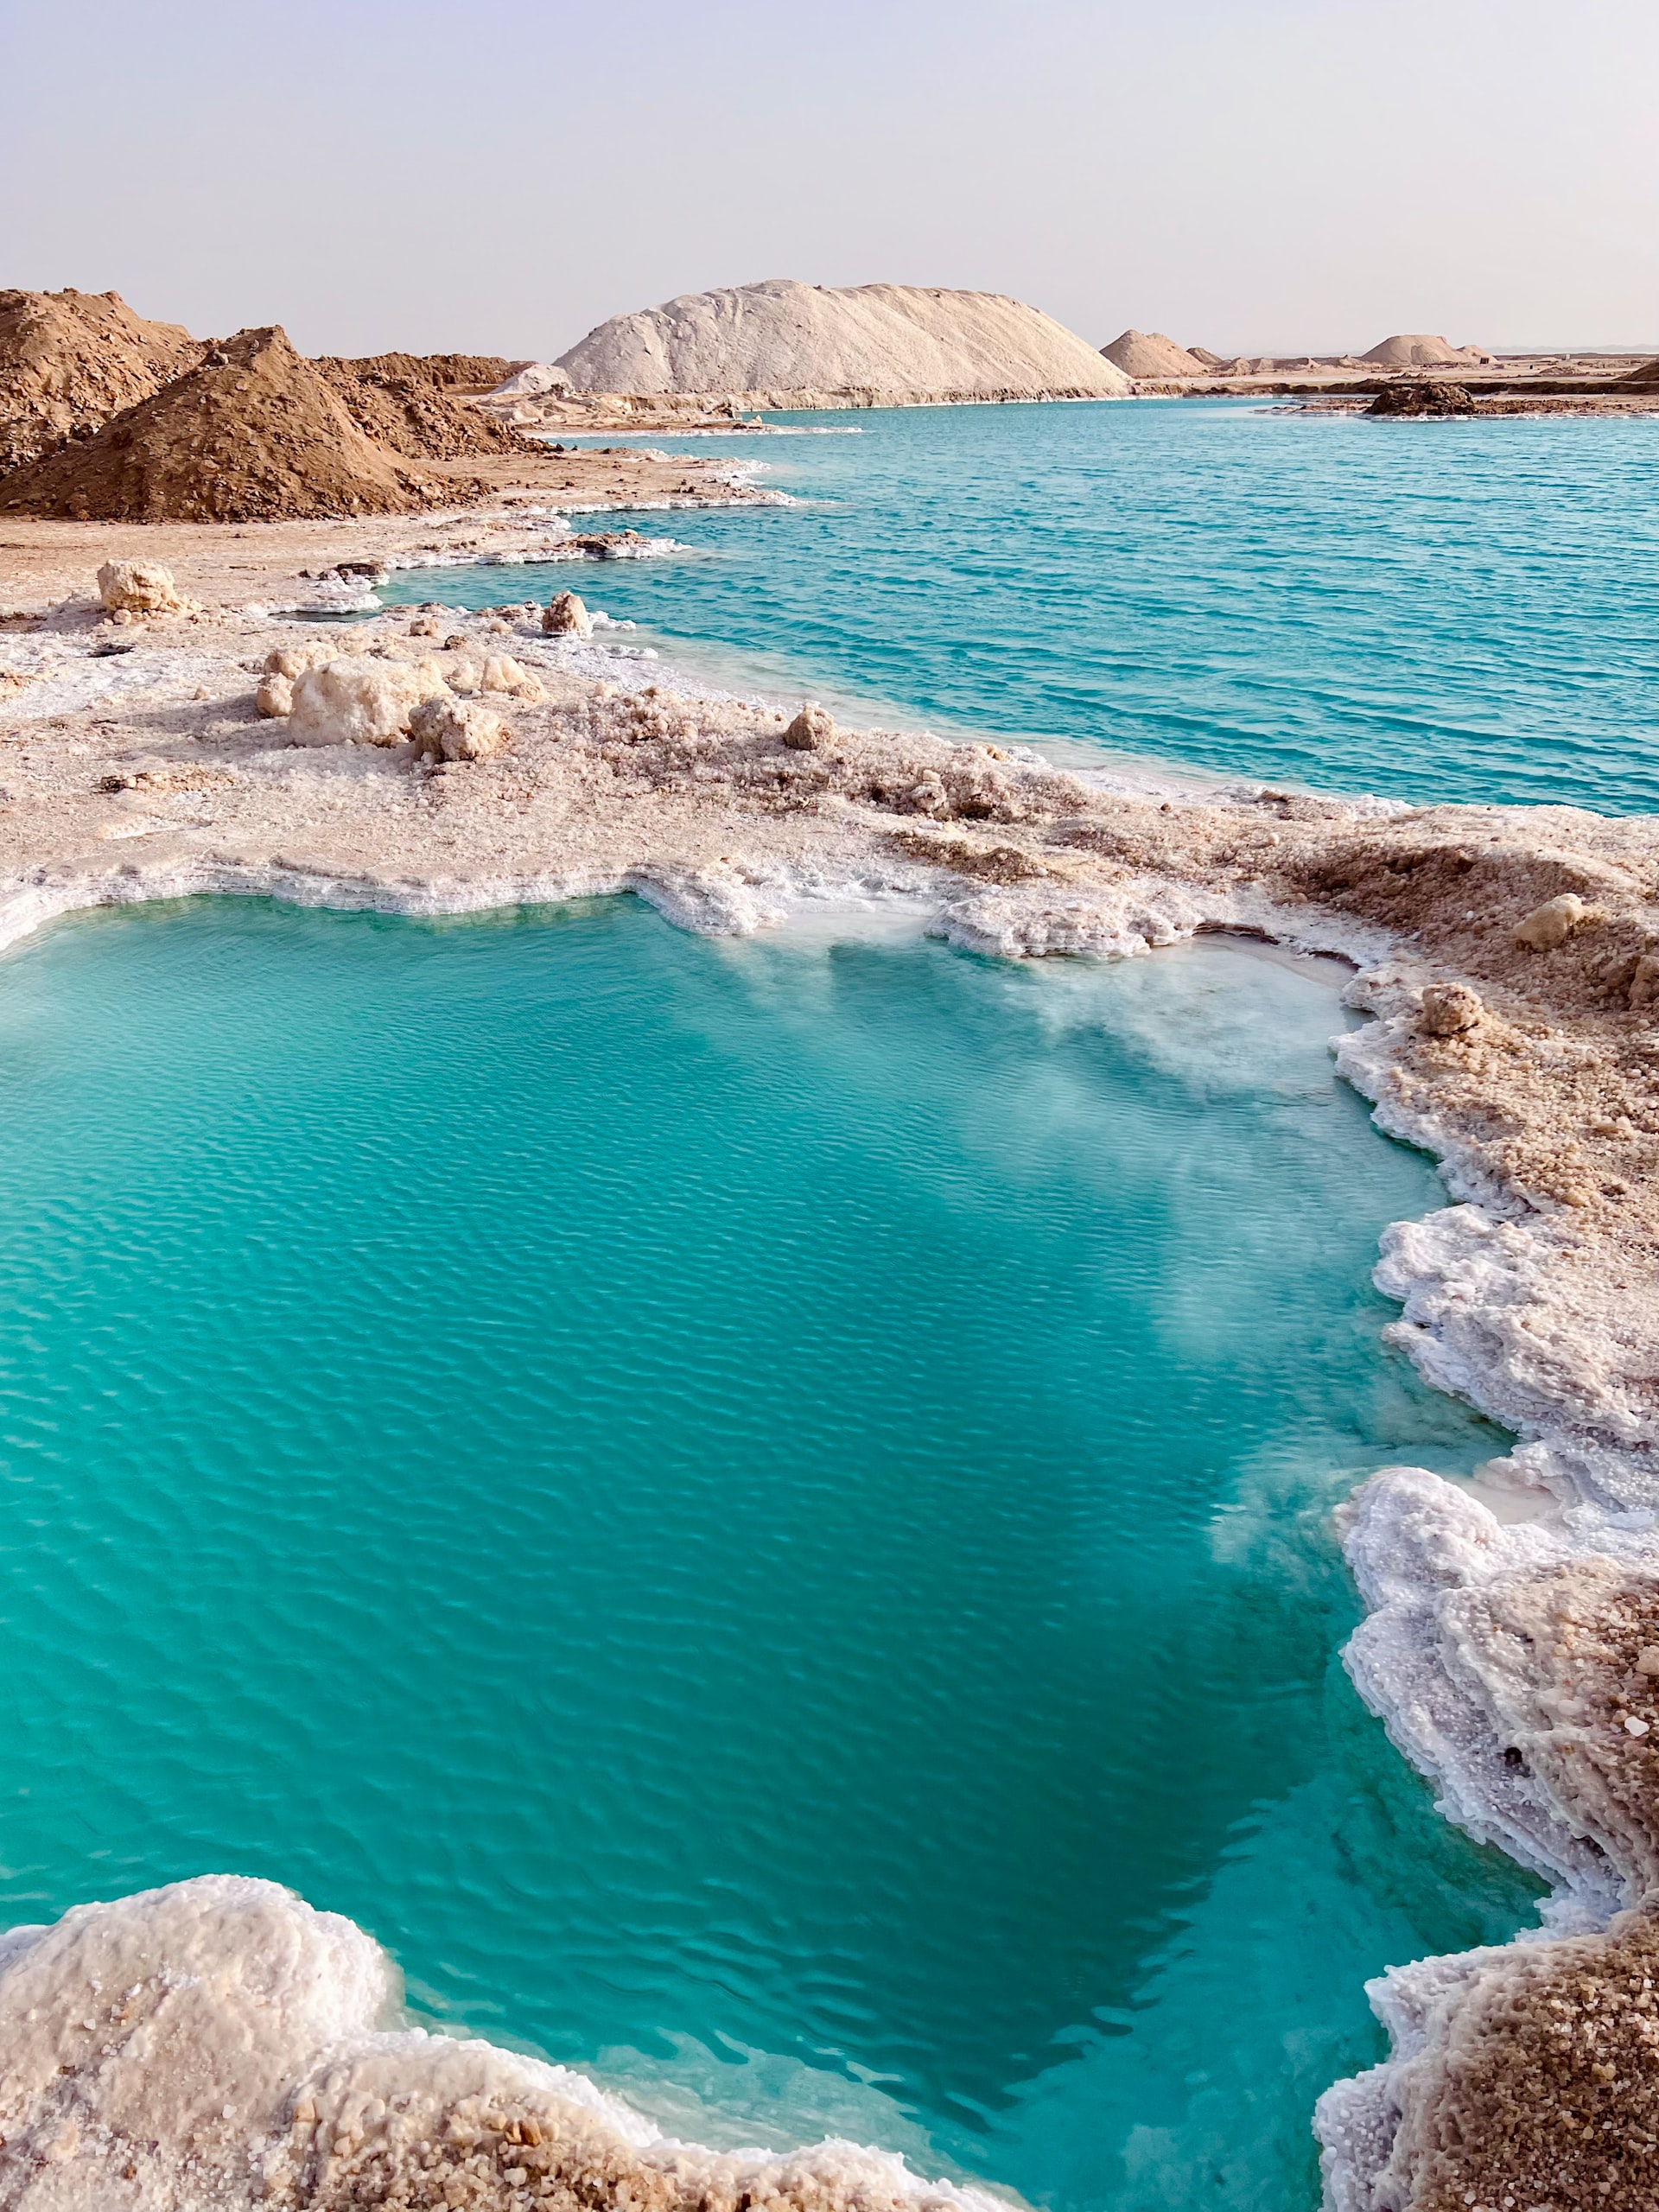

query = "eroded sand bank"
[[1, 502, 1656, 2211]]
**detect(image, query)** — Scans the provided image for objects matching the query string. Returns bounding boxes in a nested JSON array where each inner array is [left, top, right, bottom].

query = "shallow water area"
[[389, 398, 1659, 809], [0, 898, 1536, 2209]]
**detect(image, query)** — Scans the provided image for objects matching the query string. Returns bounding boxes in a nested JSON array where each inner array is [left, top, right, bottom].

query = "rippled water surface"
[[385, 399, 1659, 810], [0, 899, 1534, 2209]]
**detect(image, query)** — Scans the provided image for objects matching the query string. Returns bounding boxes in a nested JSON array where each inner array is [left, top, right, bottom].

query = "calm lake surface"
[[0, 899, 1535, 2210], [384, 397, 1659, 811]]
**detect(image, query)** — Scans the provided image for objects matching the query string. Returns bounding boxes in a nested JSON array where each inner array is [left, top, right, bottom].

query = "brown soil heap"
[[322, 353, 518, 393], [0, 327, 480, 523], [315, 356, 538, 461], [1366, 380, 1477, 417], [0, 287, 204, 472]]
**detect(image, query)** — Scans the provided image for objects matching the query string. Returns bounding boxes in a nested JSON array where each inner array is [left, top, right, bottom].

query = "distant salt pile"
[[0, 286, 204, 472], [553, 278, 1131, 404], [1359, 333, 1495, 368], [1099, 329, 1209, 378], [0, 327, 478, 524], [490, 361, 574, 399]]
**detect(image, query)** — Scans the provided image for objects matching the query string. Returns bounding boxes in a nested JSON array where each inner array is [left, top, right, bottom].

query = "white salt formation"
[[0, 1876, 1004, 2212], [96, 560, 188, 616], [553, 280, 1131, 403], [542, 589, 593, 638], [489, 362, 573, 399], [1358, 334, 1497, 368], [1098, 330, 1209, 378]]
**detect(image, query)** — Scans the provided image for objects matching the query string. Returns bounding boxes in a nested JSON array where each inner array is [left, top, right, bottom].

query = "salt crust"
[[3, 558, 1659, 2206], [0, 1874, 1007, 2212], [1312, 982, 1659, 2207]]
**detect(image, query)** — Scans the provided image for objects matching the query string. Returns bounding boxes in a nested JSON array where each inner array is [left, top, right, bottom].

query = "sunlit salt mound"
[[0, 1875, 1004, 2212], [1359, 333, 1495, 368], [553, 278, 1132, 403], [0, 326, 477, 523], [1099, 328, 1209, 378], [0, 286, 204, 472]]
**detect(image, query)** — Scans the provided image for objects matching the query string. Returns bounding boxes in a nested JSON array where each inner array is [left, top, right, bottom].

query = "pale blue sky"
[[3, 0, 1655, 359]]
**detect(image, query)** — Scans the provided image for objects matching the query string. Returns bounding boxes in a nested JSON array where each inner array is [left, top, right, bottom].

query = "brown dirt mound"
[[315, 357, 538, 461], [1619, 355, 1659, 390], [0, 287, 204, 472], [0, 327, 483, 523], [1366, 380, 1476, 416], [322, 353, 520, 393]]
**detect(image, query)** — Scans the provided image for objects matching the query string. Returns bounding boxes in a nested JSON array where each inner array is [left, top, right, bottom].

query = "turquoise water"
[[384, 400, 1659, 811], [0, 898, 1534, 2209]]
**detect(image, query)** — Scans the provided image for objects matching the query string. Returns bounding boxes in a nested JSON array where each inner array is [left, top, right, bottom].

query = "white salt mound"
[[1098, 329, 1209, 378], [490, 361, 573, 398], [1359, 333, 1496, 368], [553, 278, 1131, 401]]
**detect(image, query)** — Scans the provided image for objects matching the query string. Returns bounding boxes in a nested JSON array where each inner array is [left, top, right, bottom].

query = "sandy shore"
[[0, 445, 779, 610], [0, 498, 1656, 2211]]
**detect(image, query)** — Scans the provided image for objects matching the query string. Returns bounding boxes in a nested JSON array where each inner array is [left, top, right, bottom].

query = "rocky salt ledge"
[[0, 1875, 1011, 2212], [3, 528, 1659, 2210]]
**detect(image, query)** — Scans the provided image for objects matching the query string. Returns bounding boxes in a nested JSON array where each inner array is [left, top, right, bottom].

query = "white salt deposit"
[[554, 280, 1132, 403], [0, 1876, 1008, 2212]]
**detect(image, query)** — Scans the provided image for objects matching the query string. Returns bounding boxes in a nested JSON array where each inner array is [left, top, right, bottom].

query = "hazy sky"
[[3, 0, 1655, 360]]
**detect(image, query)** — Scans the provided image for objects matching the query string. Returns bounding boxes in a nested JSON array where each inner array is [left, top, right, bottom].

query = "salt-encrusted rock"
[[1420, 982, 1484, 1035], [783, 702, 834, 752], [1630, 954, 1659, 1009], [1514, 892, 1590, 950], [263, 640, 341, 682], [96, 558, 185, 614], [407, 696, 512, 764], [286, 656, 448, 748], [542, 590, 593, 639], [480, 653, 547, 702], [0, 1874, 999, 2212], [256, 672, 294, 717]]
